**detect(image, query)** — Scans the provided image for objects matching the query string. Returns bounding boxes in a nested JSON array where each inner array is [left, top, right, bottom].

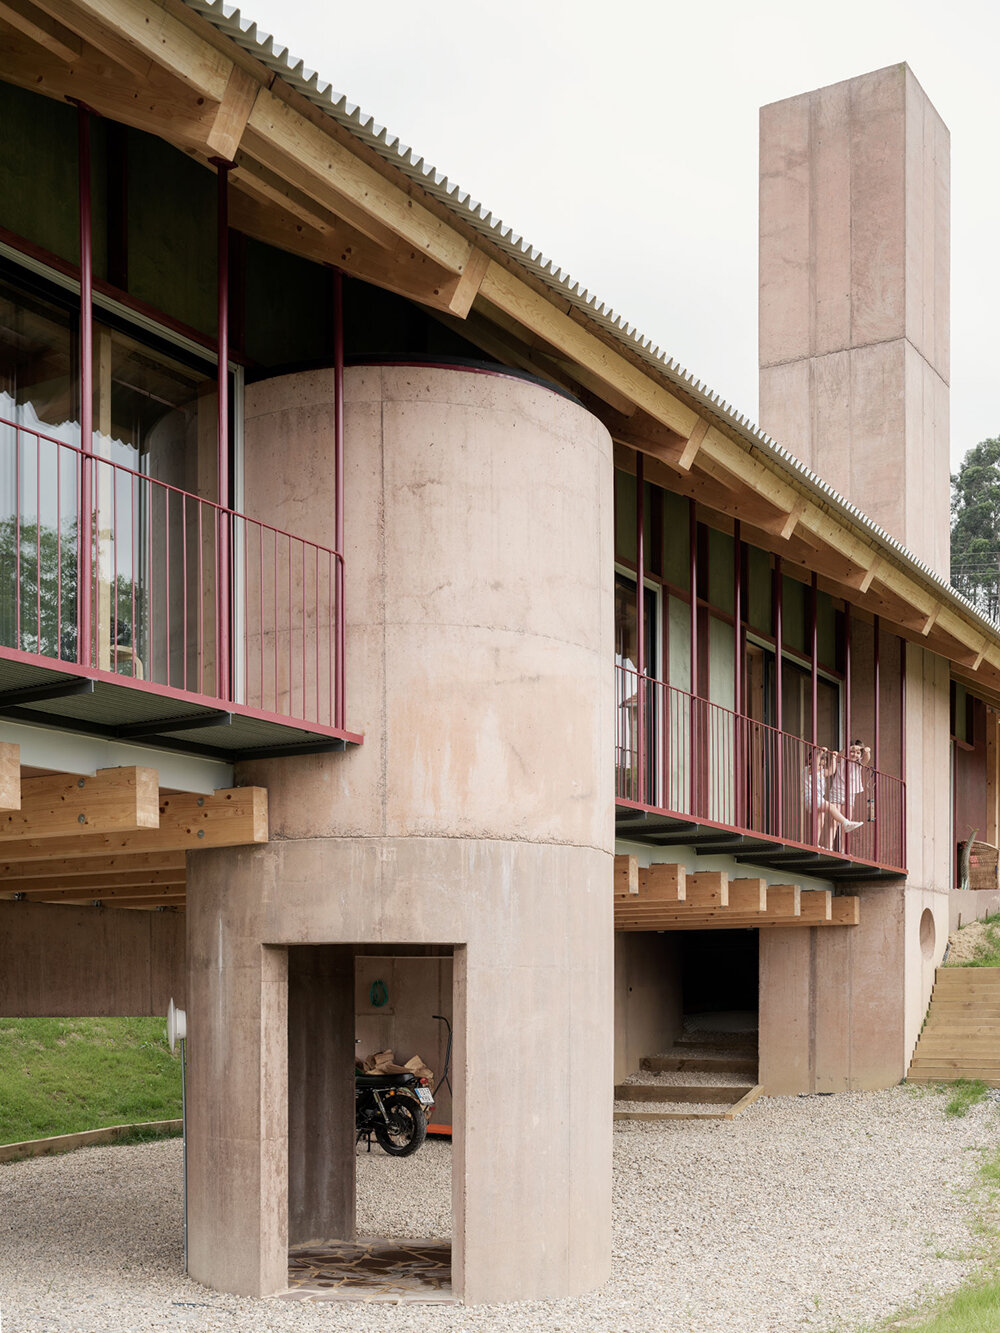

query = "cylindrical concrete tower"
[[186, 364, 615, 1302]]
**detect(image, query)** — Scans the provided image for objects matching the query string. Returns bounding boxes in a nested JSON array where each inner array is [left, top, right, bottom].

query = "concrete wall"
[[759, 65, 950, 577], [759, 884, 905, 1093], [614, 932, 681, 1083], [0, 899, 184, 1016], [186, 364, 615, 1303]]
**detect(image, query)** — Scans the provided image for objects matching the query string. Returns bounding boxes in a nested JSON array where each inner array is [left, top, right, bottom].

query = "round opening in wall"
[[919, 908, 936, 960]]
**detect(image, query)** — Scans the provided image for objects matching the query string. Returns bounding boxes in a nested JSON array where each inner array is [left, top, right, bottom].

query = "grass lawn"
[[878, 1139, 1000, 1333], [0, 1016, 182, 1144]]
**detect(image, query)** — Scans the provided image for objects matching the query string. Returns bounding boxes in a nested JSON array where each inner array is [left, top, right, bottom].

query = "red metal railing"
[[616, 666, 906, 872], [0, 416, 344, 730]]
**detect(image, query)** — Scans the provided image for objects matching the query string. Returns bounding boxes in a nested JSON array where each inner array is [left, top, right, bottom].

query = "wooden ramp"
[[907, 966, 1000, 1086]]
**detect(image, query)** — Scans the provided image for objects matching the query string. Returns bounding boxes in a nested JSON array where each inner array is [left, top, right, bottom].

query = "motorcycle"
[[355, 1067, 434, 1156]]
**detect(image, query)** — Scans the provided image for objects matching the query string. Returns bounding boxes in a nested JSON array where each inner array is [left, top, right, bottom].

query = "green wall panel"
[[127, 131, 215, 337]]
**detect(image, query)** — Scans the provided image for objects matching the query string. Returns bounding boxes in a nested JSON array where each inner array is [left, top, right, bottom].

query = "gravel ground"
[[622, 1069, 749, 1086], [2, 1086, 998, 1333]]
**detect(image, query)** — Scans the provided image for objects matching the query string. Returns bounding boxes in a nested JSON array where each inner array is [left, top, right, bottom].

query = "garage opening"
[[680, 929, 759, 1040], [285, 943, 456, 1303]]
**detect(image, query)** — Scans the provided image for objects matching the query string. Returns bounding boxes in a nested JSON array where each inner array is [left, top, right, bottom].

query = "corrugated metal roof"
[[182, 0, 996, 653]]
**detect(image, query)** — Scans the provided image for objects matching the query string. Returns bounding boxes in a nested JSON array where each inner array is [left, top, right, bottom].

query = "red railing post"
[[689, 499, 698, 818], [77, 104, 93, 669], [636, 453, 646, 804], [874, 614, 881, 864], [333, 270, 345, 731], [774, 555, 783, 838], [733, 521, 743, 827], [215, 160, 231, 702], [810, 571, 818, 847], [900, 636, 907, 870]]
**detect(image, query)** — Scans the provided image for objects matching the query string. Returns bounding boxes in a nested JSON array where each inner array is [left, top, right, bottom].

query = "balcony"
[[0, 416, 360, 760], [615, 666, 905, 882]]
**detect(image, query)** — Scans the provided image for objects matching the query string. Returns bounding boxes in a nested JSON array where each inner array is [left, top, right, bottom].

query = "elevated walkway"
[[907, 966, 1000, 1086]]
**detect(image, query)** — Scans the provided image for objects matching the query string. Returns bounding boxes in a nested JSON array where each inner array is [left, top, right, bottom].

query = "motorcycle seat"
[[356, 1072, 415, 1089]]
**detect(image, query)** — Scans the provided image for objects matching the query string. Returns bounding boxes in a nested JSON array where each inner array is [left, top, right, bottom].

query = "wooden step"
[[674, 1031, 758, 1052], [614, 1082, 752, 1105], [642, 1054, 758, 1076], [614, 1085, 764, 1123]]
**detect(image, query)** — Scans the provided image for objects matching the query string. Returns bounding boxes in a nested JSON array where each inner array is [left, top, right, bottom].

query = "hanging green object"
[[369, 978, 389, 1008]]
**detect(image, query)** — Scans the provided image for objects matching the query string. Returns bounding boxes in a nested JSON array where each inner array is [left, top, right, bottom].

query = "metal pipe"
[[844, 601, 852, 757], [900, 635, 906, 867], [811, 571, 818, 847], [216, 162, 231, 701], [874, 613, 881, 863], [636, 453, 645, 803], [775, 556, 783, 838], [333, 269, 345, 730], [77, 105, 93, 669], [734, 521, 742, 827], [180, 1035, 188, 1273], [689, 498, 698, 815]]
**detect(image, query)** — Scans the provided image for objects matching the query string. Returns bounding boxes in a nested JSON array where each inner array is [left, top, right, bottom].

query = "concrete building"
[[0, 0, 996, 1304]]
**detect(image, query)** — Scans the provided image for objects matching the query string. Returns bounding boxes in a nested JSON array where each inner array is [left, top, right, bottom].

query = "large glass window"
[[0, 271, 80, 658], [0, 262, 225, 688]]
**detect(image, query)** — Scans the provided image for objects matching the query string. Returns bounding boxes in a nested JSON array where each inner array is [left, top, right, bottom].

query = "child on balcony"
[[829, 740, 871, 829], [803, 748, 864, 849]]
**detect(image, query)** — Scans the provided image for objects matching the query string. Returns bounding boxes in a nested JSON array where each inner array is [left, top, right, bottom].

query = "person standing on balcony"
[[803, 748, 864, 848], [829, 741, 871, 829]]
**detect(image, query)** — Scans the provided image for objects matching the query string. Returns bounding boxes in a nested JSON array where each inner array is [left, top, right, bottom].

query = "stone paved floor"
[[279, 1237, 454, 1304]]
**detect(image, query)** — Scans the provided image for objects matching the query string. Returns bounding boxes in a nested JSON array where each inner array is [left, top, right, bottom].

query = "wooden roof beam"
[[477, 264, 699, 438], [35, 0, 232, 99], [243, 88, 474, 272], [0, 766, 159, 843], [0, 26, 228, 153], [0, 785, 267, 861], [15, 882, 186, 903], [0, 850, 184, 878], [205, 64, 259, 162], [0, 745, 19, 811], [0, 0, 81, 59], [3, 867, 186, 897]]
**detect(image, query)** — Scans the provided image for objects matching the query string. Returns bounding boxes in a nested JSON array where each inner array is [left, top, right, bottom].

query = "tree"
[[951, 437, 1000, 623]]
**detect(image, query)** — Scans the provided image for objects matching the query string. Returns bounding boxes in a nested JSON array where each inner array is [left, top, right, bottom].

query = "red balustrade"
[[0, 415, 344, 731], [615, 665, 905, 873]]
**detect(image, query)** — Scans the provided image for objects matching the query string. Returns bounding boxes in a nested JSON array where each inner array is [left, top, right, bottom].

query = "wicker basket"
[[959, 840, 999, 890]]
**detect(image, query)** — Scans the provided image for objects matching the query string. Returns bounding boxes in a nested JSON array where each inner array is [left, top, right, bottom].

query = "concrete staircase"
[[907, 966, 1000, 1086], [614, 1030, 764, 1122]]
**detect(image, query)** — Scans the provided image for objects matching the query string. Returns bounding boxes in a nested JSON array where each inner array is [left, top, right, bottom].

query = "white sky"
[[243, 0, 999, 473]]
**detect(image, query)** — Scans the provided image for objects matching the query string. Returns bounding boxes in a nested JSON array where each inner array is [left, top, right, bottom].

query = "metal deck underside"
[[0, 657, 359, 761], [615, 809, 905, 883]]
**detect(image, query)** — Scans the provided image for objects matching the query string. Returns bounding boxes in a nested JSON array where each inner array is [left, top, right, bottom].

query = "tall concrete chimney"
[[758, 64, 950, 577]]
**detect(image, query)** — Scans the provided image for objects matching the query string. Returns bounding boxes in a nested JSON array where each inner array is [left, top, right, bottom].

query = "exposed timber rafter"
[[0, 0, 80, 59], [33, 0, 231, 98], [243, 86, 475, 272]]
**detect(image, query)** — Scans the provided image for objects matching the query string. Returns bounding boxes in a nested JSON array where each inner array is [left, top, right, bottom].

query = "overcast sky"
[[242, 0, 998, 472]]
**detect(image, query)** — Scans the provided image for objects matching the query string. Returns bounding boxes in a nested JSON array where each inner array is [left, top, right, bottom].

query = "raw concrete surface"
[[186, 365, 615, 1303]]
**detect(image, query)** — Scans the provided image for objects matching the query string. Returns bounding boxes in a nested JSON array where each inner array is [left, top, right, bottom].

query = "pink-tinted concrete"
[[0, 899, 184, 1016], [614, 932, 682, 1082], [759, 65, 950, 576], [759, 883, 906, 1093], [186, 365, 614, 1303]]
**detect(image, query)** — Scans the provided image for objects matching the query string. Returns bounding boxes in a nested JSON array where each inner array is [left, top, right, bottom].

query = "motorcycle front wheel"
[[374, 1094, 427, 1156]]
